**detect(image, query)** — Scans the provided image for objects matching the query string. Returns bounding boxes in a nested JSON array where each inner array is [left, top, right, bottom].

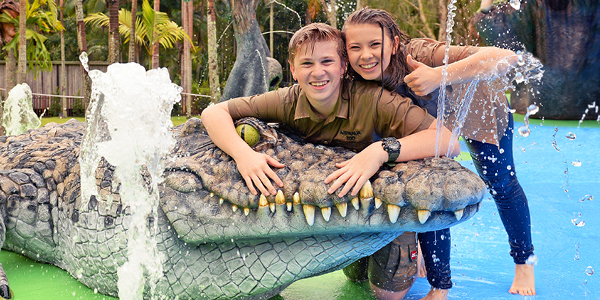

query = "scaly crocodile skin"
[[0, 118, 485, 299]]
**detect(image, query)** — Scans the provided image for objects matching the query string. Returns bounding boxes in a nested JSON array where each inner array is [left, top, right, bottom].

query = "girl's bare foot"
[[420, 287, 448, 300], [509, 264, 536, 296]]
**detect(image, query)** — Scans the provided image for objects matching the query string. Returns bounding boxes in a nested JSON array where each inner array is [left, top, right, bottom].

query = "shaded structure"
[[474, 0, 600, 120]]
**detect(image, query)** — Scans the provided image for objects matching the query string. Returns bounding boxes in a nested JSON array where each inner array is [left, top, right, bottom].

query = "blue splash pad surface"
[[1, 120, 599, 299]]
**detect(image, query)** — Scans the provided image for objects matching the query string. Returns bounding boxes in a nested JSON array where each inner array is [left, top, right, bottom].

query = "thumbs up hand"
[[403, 55, 442, 96]]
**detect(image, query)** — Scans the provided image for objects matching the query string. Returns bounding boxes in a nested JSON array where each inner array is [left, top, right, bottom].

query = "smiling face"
[[344, 23, 399, 81], [290, 40, 346, 118]]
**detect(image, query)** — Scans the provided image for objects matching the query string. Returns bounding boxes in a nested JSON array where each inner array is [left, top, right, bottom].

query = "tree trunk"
[[129, 0, 137, 62], [60, 0, 67, 117], [438, 0, 448, 41], [319, 0, 336, 29], [181, 0, 193, 117], [108, 0, 120, 64], [207, 0, 221, 103], [355, 0, 363, 10], [17, 0, 27, 83], [75, 0, 92, 110], [269, 1, 273, 55], [151, 0, 160, 68]]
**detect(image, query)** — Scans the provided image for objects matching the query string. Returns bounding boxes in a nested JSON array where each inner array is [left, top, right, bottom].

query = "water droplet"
[[571, 213, 585, 227], [518, 125, 530, 137], [566, 132, 576, 140], [499, 148, 505, 154], [585, 266, 594, 276], [526, 254, 538, 265], [507, 165, 512, 170], [571, 160, 582, 167], [580, 195, 593, 202], [514, 71, 525, 83]]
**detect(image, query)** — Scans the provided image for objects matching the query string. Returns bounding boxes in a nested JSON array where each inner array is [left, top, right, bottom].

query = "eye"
[[301, 61, 313, 66]]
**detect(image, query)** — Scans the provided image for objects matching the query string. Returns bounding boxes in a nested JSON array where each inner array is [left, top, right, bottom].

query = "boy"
[[201, 23, 459, 300]]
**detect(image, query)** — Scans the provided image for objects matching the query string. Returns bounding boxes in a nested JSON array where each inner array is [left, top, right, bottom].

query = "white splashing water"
[[510, 0, 521, 10], [79, 61, 181, 299], [2, 83, 41, 136], [518, 104, 539, 137]]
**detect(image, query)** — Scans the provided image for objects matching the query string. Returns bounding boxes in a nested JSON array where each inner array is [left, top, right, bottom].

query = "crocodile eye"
[[164, 171, 202, 193]]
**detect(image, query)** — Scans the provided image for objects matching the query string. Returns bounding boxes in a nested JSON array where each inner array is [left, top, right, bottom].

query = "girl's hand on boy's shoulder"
[[324, 142, 387, 198], [404, 55, 441, 97], [234, 151, 284, 196]]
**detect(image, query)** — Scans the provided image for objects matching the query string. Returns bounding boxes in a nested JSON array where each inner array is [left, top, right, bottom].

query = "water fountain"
[[1, 83, 41, 136], [79, 61, 182, 299]]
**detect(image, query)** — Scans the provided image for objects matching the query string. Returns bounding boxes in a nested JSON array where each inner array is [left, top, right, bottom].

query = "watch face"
[[384, 138, 400, 152]]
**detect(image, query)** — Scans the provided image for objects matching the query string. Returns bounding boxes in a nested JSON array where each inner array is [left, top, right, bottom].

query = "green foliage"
[[46, 16, 80, 61], [72, 98, 85, 117], [0, 0, 64, 76]]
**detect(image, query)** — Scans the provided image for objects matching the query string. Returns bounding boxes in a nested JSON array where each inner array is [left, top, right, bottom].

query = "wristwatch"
[[382, 137, 401, 164]]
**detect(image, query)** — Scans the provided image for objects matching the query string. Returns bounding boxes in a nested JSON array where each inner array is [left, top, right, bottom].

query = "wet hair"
[[342, 7, 411, 90], [288, 23, 347, 66]]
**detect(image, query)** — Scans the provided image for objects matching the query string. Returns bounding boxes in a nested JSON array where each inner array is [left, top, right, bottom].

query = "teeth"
[[275, 190, 285, 205], [269, 203, 276, 213], [335, 203, 348, 217], [351, 197, 360, 210], [388, 204, 401, 224], [359, 180, 373, 200], [362, 62, 377, 69], [321, 207, 332, 222], [476, 202, 482, 211], [293, 192, 300, 205], [219, 198, 224, 205], [286, 202, 293, 211], [232, 205, 238, 212], [244, 207, 250, 216], [311, 81, 327, 87], [374, 198, 382, 209], [303, 205, 315, 226], [417, 209, 431, 224], [259, 194, 268, 207], [210, 192, 214, 197], [454, 209, 464, 220]]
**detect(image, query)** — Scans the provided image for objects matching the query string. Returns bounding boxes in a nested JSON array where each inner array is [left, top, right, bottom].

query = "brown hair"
[[342, 7, 411, 91], [288, 23, 347, 66]]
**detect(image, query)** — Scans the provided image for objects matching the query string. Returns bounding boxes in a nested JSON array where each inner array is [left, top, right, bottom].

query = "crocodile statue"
[[0, 117, 486, 299]]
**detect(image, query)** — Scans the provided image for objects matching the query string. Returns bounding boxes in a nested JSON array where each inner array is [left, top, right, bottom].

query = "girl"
[[341, 7, 535, 300]]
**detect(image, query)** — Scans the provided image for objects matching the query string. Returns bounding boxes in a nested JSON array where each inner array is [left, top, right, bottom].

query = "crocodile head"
[[0, 118, 485, 300]]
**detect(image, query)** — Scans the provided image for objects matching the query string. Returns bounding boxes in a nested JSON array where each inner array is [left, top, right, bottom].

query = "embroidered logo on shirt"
[[340, 130, 361, 141]]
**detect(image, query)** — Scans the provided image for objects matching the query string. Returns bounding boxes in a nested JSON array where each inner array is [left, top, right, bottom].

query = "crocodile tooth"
[[293, 192, 300, 205], [359, 180, 373, 200], [232, 205, 238, 212], [259, 194, 268, 207], [303, 205, 315, 226], [374, 198, 382, 209], [321, 207, 332, 222], [244, 207, 250, 216], [219, 198, 224, 205], [286, 202, 293, 211], [388, 204, 400, 224], [454, 209, 464, 220], [275, 190, 285, 205], [210, 192, 214, 197], [476, 202, 482, 211], [417, 209, 431, 224], [335, 203, 348, 218], [269, 202, 276, 213], [351, 197, 360, 210]]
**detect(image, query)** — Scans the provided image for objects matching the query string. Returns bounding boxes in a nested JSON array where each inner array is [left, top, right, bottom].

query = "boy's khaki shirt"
[[228, 80, 434, 153]]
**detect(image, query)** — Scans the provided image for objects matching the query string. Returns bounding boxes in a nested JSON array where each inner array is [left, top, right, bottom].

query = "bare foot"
[[417, 244, 427, 278], [509, 264, 536, 296], [420, 287, 448, 300]]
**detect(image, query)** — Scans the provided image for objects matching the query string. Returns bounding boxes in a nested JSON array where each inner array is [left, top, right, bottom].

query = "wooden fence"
[[0, 61, 212, 116], [0, 61, 109, 116]]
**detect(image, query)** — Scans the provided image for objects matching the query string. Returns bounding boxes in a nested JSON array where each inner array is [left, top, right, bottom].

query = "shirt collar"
[[294, 88, 349, 124]]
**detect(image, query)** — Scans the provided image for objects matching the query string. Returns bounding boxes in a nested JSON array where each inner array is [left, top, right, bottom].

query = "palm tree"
[[107, 0, 119, 63], [84, 0, 190, 69], [128, 0, 137, 62], [0, 0, 65, 78], [207, 0, 219, 103]]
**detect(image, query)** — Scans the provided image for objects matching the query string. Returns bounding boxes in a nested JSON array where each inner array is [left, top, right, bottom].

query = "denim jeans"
[[419, 114, 535, 289]]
